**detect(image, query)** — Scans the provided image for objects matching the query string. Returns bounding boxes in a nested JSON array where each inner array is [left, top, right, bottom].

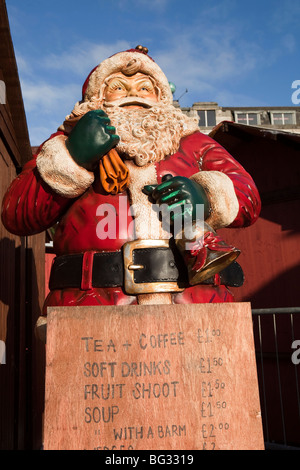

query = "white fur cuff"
[[190, 171, 239, 229], [36, 134, 94, 198]]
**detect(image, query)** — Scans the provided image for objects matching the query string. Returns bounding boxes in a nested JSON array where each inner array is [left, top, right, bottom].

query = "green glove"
[[66, 110, 120, 171], [143, 174, 210, 224]]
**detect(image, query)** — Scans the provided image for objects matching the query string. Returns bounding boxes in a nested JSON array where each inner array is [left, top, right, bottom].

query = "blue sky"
[[5, 0, 300, 145]]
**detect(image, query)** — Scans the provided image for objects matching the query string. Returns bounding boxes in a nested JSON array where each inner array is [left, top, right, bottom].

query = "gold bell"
[[175, 221, 241, 285]]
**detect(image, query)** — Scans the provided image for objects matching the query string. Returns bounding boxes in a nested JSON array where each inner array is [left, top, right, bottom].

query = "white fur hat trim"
[[84, 51, 173, 105]]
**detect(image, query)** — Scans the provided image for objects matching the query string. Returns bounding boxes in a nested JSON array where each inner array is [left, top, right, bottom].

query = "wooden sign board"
[[43, 303, 264, 450]]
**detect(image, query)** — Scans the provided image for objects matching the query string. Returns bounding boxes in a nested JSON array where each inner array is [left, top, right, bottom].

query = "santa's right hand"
[[66, 110, 120, 171]]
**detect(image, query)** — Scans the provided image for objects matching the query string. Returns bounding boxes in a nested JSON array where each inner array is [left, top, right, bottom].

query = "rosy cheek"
[[105, 90, 123, 101], [147, 92, 158, 102], [139, 89, 156, 99]]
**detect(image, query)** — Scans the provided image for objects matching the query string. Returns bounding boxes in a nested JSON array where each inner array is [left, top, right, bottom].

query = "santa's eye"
[[107, 79, 126, 92], [138, 81, 154, 92]]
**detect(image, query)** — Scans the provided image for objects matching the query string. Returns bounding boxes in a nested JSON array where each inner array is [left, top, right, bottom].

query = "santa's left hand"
[[143, 174, 211, 224]]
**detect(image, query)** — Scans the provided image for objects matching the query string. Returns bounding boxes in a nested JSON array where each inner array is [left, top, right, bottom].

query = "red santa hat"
[[82, 45, 173, 105]]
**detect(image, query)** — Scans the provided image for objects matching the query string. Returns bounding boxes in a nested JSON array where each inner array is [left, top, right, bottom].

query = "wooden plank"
[[0, 135, 45, 449], [219, 199, 300, 308], [0, 1, 32, 165], [25, 233, 46, 450], [0, 109, 21, 166], [44, 303, 264, 450], [0, 68, 22, 167], [0, 140, 26, 449]]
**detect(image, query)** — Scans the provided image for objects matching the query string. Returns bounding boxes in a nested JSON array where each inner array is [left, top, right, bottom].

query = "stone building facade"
[[176, 100, 300, 135]]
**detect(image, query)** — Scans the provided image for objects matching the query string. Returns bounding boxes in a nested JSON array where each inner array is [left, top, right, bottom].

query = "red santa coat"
[[1, 130, 261, 312]]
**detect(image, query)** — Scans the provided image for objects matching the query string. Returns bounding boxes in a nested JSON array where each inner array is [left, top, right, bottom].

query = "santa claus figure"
[[2, 46, 261, 312]]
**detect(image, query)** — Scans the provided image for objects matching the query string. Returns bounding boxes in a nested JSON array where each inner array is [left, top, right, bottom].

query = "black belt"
[[49, 242, 244, 293], [49, 252, 124, 290]]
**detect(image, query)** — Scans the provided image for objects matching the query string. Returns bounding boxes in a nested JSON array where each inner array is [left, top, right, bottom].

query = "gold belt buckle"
[[123, 239, 184, 295]]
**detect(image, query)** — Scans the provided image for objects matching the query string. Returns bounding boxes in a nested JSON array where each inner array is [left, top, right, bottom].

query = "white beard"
[[63, 99, 199, 167], [104, 104, 199, 166]]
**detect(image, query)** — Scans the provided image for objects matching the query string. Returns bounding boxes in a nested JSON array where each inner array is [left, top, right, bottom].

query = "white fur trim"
[[190, 171, 239, 229], [126, 161, 171, 240], [137, 293, 172, 305], [85, 51, 173, 106], [126, 161, 173, 305], [36, 135, 94, 198]]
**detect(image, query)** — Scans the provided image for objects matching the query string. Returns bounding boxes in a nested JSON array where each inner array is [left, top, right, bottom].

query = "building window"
[[197, 110, 216, 127], [235, 112, 260, 126], [271, 112, 295, 126]]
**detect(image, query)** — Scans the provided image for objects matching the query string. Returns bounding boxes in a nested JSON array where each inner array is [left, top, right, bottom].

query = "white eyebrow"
[[106, 77, 128, 85]]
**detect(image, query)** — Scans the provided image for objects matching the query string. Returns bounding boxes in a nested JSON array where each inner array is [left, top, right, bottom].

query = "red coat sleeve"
[[180, 132, 261, 228], [1, 139, 73, 236], [200, 139, 261, 227]]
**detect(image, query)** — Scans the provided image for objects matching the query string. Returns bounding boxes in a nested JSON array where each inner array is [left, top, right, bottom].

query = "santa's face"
[[64, 67, 199, 166], [103, 72, 159, 109]]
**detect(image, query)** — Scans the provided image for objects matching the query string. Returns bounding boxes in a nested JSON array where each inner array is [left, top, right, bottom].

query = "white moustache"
[[103, 96, 157, 109]]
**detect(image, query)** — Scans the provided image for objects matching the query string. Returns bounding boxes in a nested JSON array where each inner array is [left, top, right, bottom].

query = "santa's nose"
[[127, 88, 138, 97]]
